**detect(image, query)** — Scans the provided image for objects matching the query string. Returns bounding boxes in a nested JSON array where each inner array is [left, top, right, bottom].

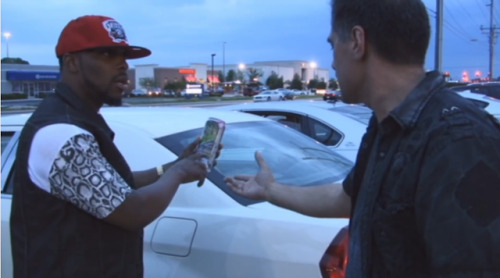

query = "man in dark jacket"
[[11, 15, 210, 278], [225, 0, 500, 277]]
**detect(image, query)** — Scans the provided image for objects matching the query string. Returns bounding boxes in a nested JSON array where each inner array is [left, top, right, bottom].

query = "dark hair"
[[331, 0, 430, 65]]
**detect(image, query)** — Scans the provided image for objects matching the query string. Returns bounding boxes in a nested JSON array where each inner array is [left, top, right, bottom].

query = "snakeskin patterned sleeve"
[[49, 133, 133, 219]]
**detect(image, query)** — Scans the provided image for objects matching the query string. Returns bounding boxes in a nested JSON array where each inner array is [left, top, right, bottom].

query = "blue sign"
[[6, 71, 60, 81]]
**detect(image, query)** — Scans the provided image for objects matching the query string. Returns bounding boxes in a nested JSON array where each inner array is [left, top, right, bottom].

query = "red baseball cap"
[[55, 15, 151, 59]]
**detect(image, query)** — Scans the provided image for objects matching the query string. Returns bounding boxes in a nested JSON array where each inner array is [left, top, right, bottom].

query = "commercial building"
[[1, 60, 329, 97], [1, 64, 60, 98]]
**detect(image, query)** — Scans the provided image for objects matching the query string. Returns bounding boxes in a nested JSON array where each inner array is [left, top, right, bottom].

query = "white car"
[[307, 101, 373, 125], [456, 90, 500, 120], [450, 82, 500, 99], [219, 100, 369, 161], [253, 90, 284, 102], [1, 106, 351, 278]]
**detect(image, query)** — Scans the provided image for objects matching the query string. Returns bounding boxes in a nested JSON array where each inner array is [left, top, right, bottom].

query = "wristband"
[[156, 165, 164, 176]]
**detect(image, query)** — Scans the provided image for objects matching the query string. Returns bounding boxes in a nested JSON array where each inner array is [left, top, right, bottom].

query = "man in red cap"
[[10, 15, 210, 278]]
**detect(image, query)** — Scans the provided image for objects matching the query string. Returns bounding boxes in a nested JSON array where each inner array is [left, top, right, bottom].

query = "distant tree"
[[236, 70, 245, 83], [328, 78, 339, 90], [266, 71, 284, 89], [290, 73, 303, 90], [1, 57, 29, 64], [308, 79, 319, 89], [163, 77, 187, 92], [226, 69, 236, 82], [218, 71, 224, 83], [246, 68, 263, 83], [139, 77, 157, 90], [317, 80, 327, 89]]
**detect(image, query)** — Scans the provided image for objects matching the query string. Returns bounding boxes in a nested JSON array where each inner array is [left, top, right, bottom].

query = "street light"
[[3, 32, 12, 58], [211, 53, 216, 91], [222, 42, 226, 83]]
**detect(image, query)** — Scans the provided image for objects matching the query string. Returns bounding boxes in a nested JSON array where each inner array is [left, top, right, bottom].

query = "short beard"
[[78, 54, 123, 107], [104, 95, 123, 106]]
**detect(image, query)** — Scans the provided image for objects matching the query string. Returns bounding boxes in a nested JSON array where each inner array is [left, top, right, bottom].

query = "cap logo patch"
[[102, 19, 128, 43]]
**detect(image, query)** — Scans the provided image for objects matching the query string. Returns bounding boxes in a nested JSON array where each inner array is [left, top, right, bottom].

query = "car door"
[[1, 126, 22, 278]]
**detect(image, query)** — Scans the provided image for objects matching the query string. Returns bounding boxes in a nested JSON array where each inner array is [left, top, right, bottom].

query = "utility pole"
[[480, 0, 498, 80], [434, 0, 443, 73]]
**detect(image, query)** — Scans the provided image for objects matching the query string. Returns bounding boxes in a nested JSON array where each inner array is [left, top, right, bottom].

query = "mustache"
[[113, 74, 129, 83]]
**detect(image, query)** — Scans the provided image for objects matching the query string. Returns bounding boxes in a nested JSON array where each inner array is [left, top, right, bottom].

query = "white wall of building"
[[134, 64, 157, 89], [189, 63, 208, 82], [213, 60, 330, 85]]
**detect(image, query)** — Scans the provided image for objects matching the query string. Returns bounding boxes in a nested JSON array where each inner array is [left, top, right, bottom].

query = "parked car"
[[163, 89, 176, 97], [208, 89, 224, 97], [294, 89, 315, 96], [1, 106, 351, 278], [131, 88, 147, 96], [282, 90, 297, 100], [323, 90, 341, 102], [310, 101, 373, 125], [450, 82, 500, 99], [219, 101, 368, 161], [148, 88, 164, 96], [243, 87, 260, 97], [455, 90, 500, 120], [253, 90, 285, 102]]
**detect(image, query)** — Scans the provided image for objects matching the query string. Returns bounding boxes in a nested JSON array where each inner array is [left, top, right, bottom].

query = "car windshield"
[[157, 121, 353, 205]]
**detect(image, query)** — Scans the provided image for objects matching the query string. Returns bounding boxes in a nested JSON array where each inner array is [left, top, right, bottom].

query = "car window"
[[157, 121, 353, 205], [474, 86, 500, 99], [1, 131, 20, 195], [239, 110, 344, 147], [452, 84, 500, 99], [242, 111, 303, 133], [1, 132, 15, 155], [2, 168, 15, 195], [309, 120, 343, 146]]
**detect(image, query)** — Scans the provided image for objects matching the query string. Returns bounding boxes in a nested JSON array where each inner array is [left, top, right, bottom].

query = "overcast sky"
[[1, 0, 498, 81]]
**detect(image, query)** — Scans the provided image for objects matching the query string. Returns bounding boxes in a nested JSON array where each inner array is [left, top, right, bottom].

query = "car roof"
[[466, 82, 500, 87], [219, 100, 369, 125], [258, 90, 277, 94], [450, 82, 500, 90], [1, 106, 271, 138], [456, 90, 500, 116]]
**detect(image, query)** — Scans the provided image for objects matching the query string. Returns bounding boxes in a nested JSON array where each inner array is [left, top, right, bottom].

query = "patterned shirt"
[[343, 71, 500, 277], [29, 123, 132, 219]]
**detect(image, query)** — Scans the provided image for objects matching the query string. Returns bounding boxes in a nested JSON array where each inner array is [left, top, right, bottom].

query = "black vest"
[[10, 83, 143, 278]]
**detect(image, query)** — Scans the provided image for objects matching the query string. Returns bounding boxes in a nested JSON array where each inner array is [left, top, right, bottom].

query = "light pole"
[[211, 53, 216, 91], [222, 42, 226, 83], [3, 32, 11, 58]]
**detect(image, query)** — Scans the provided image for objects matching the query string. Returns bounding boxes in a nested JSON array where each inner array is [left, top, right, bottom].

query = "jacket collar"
[[388, 71, 446, 130]]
